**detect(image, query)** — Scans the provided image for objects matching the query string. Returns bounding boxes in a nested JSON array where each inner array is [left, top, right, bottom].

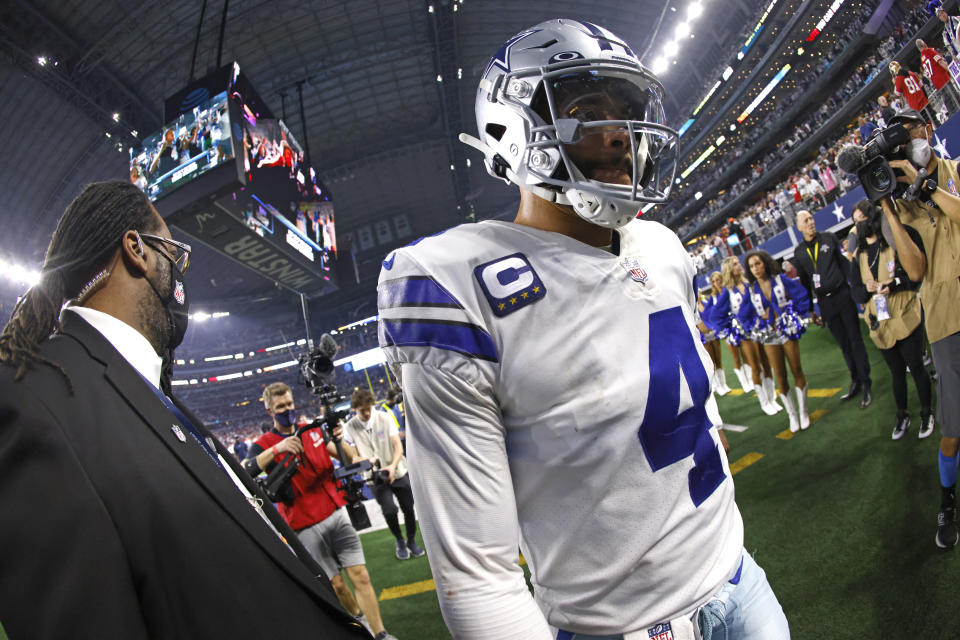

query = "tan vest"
[[857, 245, 922, 349], [896, 156, 960, 343]]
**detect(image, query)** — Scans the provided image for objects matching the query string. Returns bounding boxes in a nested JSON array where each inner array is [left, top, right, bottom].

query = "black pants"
[[374, 473, 417, 541], [821, 288, 871, 385], [878, 324, 932, 415]]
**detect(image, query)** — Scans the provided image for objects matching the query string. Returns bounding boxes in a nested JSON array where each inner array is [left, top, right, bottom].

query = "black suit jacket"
[[0, 312, 371, 639]]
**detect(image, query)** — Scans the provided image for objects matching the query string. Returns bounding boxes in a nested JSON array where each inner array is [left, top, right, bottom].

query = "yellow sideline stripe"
[[722, 387, 839, 399], [776, 409, 828, 440], [379, 556, 527, 601], [808, 387, 841, 398], [379, 579, 435, 601], [729, 452, 764, 475]]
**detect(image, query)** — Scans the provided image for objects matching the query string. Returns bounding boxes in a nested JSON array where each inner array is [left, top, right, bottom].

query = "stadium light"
[[688, 2, 703, 19], [664, 40, 679, 57], [37, 56, 47, 66], [652, 56, 668, 75], [676, 22, 691, 39], [694, 191, 703, 200]]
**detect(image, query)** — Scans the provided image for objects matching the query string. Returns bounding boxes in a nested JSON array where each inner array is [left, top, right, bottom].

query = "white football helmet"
[[461, 19, 679, 228]]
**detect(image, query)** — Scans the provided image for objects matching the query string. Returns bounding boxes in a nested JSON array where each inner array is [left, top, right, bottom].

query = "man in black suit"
[[792, 209, 873, 408], [0, 180, 371, 639]]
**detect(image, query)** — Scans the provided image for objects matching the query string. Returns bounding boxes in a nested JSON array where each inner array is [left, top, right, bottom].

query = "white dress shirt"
[[67, 306, 162, 388]]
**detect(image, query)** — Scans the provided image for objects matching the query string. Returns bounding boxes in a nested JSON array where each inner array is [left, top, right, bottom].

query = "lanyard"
[[137, 371, 224, 470], [805, 241, 819, 271]]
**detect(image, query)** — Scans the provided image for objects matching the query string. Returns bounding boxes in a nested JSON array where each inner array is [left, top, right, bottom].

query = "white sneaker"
[[919, 413, 935, 439]]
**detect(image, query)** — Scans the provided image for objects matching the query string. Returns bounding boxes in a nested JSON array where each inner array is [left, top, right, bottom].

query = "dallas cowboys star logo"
[[934, 132, 950, 159], [832, 202, 845, 222], [483, 29, 542, 76]]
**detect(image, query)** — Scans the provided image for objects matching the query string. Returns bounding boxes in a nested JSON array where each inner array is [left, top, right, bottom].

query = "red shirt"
[[921, 48, 951, 90], [895, 71, 929, 111], [253, 428, 347, 531]]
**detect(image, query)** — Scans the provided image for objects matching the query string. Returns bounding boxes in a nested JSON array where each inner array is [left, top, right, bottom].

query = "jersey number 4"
[[637, 306, 726, 507]]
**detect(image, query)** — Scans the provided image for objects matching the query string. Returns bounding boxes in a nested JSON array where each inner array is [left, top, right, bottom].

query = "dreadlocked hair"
[[0, 180, 160, 390]]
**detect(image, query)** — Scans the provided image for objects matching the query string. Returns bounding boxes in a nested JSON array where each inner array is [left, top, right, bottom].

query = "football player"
[[378, 20, 789, 640]]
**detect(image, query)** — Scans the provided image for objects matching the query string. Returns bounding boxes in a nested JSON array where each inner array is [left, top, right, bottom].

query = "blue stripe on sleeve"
[[381, 319, 498, 362], [378, 276, 464, 309]]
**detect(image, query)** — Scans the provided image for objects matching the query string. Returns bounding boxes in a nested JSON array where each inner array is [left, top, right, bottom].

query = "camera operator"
[[848, 199, 933, 441], [244, 382, 398, 640], [342, 389, 425, 561], [876, 108, 960, 548]]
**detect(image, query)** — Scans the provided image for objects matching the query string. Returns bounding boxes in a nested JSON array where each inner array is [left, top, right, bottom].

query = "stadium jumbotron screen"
[[129, 91, 235, 202]]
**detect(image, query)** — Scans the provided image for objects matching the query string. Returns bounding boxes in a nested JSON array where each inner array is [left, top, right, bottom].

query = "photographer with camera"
[[848, 199, 933, 441], [841, 107, 960, 548], [244, 382, 397, 640], [343, 389, 425, 561]]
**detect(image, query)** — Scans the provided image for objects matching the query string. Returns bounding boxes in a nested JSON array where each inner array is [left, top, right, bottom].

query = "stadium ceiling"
[[0, 0, 770, 315]]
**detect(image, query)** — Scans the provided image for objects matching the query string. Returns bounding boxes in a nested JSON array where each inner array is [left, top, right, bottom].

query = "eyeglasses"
[[139, 232, 192, 273]]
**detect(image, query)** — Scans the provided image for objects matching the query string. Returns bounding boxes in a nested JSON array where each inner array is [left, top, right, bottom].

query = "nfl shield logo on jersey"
[[648, 622, 673, 640], [173, 280, 185, 305], [620, 256, 648, 283]]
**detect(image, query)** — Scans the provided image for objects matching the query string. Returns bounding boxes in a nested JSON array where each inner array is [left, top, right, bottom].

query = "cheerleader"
[[718, 256, 783, 415], [697, 274, 732, 395], [740, 250, 813, 433]]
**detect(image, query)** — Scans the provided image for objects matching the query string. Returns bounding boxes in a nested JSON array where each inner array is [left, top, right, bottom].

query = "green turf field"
[[357, 324, 956, 639]]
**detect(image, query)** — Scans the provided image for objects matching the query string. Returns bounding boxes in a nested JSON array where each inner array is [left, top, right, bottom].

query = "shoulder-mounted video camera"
[[837, 124, 911, 202]]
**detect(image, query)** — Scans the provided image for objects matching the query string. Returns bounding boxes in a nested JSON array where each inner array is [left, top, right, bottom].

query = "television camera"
[[836, 124, 914, 203], [256, 332, 374, 529]]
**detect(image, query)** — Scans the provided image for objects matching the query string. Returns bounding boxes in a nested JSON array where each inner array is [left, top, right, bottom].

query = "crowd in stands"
[[677, 2, 952, 275]]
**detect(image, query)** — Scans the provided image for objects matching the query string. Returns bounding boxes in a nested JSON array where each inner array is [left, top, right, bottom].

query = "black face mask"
[[145, 247, 190, 351], [275, 409, 297, 428]]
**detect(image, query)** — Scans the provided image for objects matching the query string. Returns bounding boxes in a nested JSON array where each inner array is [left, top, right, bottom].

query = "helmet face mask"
[[470, 20, 679, 228]]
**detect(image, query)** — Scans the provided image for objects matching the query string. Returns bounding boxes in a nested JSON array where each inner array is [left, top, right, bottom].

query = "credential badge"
[[171, 424, 186, 442], [620, 256, 648, 283]]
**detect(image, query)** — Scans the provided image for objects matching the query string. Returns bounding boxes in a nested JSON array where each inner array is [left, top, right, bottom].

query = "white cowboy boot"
[[755, 384, 780, 416], [796, 386, 810, 430], [779, 391, 801, 433], [763, 377, 783, 413], [733, 367, 752, 392], [715, 369, 732, 395]]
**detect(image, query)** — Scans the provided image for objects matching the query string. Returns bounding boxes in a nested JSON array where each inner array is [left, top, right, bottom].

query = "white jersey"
[[378, 219, 743, 638]]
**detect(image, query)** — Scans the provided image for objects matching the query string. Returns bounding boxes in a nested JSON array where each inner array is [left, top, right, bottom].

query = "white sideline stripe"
[[720, 423, 749, 432]]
